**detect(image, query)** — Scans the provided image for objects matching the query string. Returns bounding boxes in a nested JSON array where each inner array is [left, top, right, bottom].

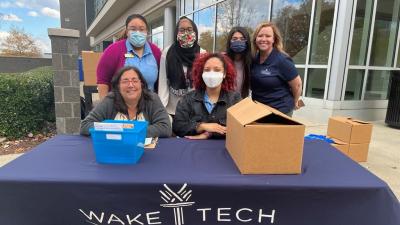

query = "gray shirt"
[[80, 92, 172, 138]]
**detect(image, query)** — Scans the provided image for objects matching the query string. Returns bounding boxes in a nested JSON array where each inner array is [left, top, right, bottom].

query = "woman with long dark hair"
[[225, 27, 252, 98], [81, 66, 171, 138], [158, 16, 201, 116]]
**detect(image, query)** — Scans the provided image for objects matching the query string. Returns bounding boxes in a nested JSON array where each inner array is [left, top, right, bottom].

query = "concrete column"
[[164, 6, 176, 48], [48, 28, 81, 135], [326, 0, 354, 101]]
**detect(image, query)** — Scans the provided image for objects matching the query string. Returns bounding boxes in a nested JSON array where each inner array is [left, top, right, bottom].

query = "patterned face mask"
[[177, 31, 197, 48]]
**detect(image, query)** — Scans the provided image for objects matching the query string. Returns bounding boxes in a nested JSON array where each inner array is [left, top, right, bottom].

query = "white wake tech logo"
[[78, 183, 276, 225], [159, 183, 194, 225]]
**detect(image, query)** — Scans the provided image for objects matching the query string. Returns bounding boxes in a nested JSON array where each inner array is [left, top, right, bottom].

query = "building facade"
[[85, 0, 400, 122], [60, 0, 91, 52]]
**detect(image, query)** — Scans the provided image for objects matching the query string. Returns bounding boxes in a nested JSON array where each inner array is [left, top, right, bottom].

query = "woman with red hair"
[[173, 53, 241, 139]]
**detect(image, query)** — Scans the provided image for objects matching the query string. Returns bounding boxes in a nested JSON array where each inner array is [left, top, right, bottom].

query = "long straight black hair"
[[225, 26, 252, 98], [111, 66, 151, 118]]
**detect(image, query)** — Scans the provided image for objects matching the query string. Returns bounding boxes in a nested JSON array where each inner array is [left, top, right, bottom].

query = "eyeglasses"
[[120, 78, 140, 85], [178, 27, 194, 33], [127, 26, 147, 33]]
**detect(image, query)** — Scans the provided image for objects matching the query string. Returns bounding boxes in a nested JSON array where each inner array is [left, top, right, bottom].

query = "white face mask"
[[202, 71, 224, 88]]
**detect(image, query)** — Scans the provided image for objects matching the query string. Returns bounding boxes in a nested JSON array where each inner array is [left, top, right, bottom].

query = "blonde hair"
[[252, 22, 286, 55]]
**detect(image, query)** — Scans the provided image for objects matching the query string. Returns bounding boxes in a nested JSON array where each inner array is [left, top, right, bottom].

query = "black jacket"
[[173, 89, 241, 138]]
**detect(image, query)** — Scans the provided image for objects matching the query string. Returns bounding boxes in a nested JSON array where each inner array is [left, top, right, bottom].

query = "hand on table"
[[185, 132, 211, 140], [198, 123, 226, 135]]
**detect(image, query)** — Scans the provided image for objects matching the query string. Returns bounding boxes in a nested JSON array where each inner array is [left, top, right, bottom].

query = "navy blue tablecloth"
[[0, 135, 398, 225]]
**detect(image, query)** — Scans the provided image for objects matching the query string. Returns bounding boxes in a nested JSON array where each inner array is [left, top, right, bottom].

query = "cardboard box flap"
[[253, 113, 303, 125], [348, 119, 371, 125], [335, 117, 371, 125], [329, 137, 346, 145], [228, 98, 303, 126], [227, 98, 273, 126]]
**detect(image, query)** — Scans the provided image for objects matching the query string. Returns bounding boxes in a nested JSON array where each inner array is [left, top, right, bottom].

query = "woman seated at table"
[[173, 53, 241, 139], [80, 66, 172, 138]]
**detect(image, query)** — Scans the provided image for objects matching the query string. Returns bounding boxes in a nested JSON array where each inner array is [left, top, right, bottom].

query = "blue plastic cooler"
[[89, 120, 148, 164]]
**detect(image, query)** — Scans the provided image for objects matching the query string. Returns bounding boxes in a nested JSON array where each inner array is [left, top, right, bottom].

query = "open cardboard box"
[[81, 51, 102, 86], [226, 98, 305, 174]]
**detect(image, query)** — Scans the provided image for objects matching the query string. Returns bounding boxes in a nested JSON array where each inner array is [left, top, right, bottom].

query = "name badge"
[[124, 53, 134, 58], [261, 68, 272, 76]]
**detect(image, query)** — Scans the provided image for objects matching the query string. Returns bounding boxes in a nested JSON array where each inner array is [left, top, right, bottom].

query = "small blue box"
[[89, 120, 148, 164]]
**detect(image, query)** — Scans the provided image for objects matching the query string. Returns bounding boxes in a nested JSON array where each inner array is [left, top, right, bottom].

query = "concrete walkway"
[[1, 120, 399, 199], [298, 119, 400, 199]]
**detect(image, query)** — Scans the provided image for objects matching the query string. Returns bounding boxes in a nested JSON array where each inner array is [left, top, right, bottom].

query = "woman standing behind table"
[[173, 53, 241, 139], [251, 22, 302, 116], [158, 16, 201, 116], [225, 27, 252, 98], [97, 14, 161, 99]]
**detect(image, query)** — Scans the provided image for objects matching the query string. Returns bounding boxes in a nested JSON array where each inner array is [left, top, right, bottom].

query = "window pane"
[[152, 25, 163, 34], [194, 0, 215, 10], [349, 0, 374, 65], [185, 14, 193, 20], [272, 0, 312, 64], [151, 23, 164, 49], [185, 0, 193, 14], [344, 69, 365, 100], [181, 0, 185, 15], [309, 0, 336, 64], [398, 46, 400, 67], [152, 33, 163, 50], [364, 70, 390, 100], [297, 68, 305, 91], [215, 0, 270, 52], [305, 68, 327, 99], [369, 0, 400, 67], [193, 6, 216, 52]]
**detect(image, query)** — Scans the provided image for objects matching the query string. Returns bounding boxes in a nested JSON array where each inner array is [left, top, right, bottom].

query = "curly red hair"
[[191, 53, 236, 91]]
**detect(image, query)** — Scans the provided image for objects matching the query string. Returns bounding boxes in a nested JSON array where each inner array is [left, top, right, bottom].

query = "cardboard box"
[[330, 137, 369, 162], [226, 98, 305, 174], [348, 143, 369, 162], [327, 117, 373, 144], [81, 51, 102, 86], [330, 138, 349, 155]]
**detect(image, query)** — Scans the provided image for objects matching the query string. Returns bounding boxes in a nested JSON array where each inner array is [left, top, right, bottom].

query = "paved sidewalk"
[[0, 153, 22, 167], [298, 119, 400, 199], [1, 120, 399, 199]]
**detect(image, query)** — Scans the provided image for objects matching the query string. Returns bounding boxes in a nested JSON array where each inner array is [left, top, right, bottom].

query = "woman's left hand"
[[185, 132, 211, 140], [294, 99, 304, 110], [294, 100, 301, 110]]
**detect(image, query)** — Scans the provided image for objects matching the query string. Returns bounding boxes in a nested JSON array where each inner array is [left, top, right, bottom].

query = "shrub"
[[0, 66, 55, 139]]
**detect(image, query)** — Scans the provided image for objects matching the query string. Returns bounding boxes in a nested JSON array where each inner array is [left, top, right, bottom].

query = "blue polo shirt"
[[251, 48, 298, 113], [204, 92, 215, 113], [125, 40, 158, 91]]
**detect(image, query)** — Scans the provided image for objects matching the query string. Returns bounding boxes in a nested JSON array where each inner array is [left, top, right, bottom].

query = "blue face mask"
[[128, 31, 147, 47], [230, 40, 247, 53]]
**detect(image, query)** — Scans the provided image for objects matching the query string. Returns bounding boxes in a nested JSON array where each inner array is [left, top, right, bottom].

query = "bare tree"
[[0, 27, 41, 57]]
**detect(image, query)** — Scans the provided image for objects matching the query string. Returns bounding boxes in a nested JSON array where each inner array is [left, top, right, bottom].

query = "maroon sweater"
[[96, 39, 161, 85]]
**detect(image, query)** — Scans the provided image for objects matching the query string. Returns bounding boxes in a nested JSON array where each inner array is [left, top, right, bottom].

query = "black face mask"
[[230, 41, 247, 53]]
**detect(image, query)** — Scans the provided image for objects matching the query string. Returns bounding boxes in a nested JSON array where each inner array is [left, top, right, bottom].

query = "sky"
[[0, 0, 60, 54]]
